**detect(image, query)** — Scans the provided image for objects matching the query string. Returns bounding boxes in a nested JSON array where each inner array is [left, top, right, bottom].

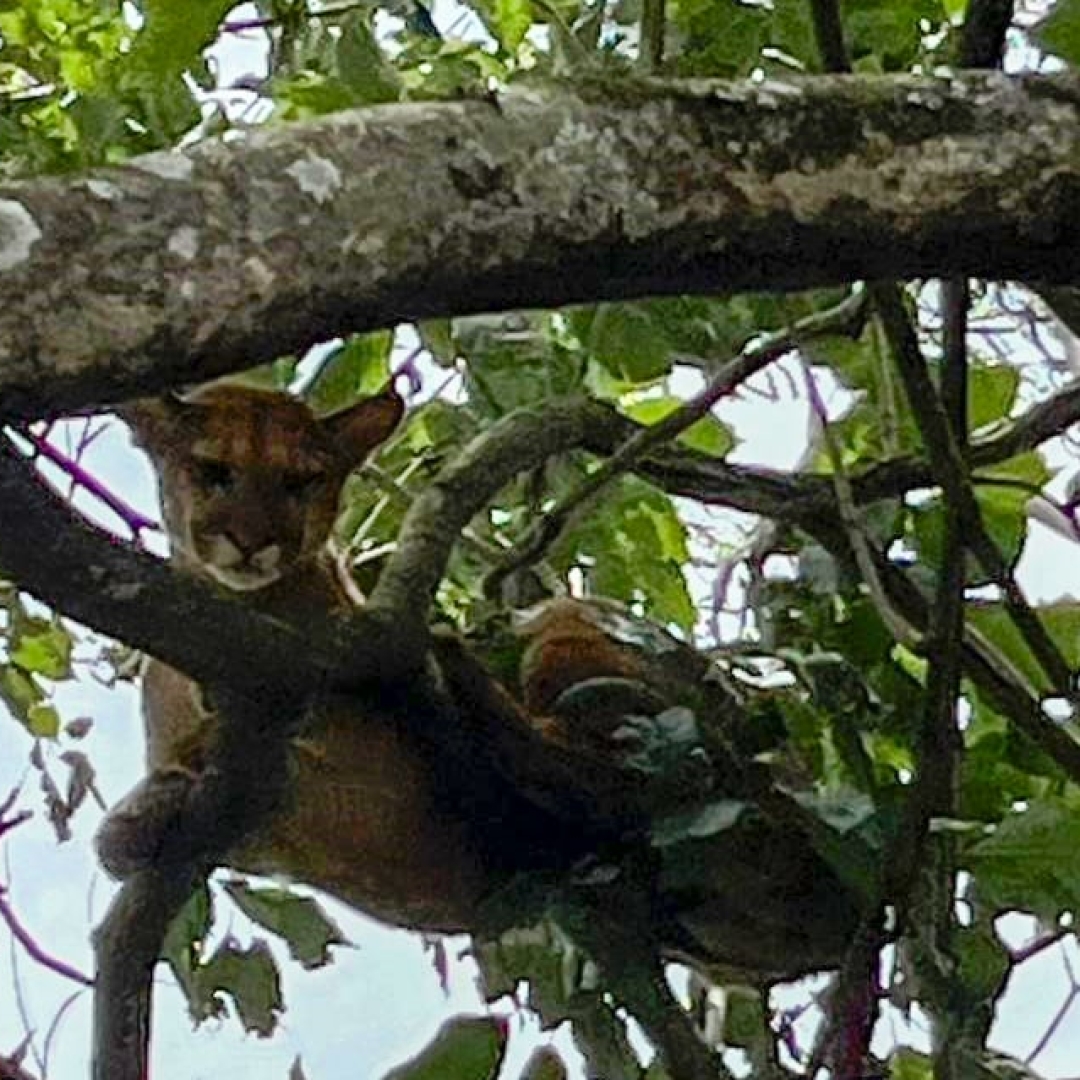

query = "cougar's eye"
[[193, 460, 233, 490]]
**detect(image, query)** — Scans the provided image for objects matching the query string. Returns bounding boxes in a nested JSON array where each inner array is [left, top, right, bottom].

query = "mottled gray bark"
[[1, 72, 1079, 420]]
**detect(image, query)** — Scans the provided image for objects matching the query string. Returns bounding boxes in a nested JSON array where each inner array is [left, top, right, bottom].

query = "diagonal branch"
[[484, 290, 868, 597], [873, 285, 1077, 701], [0, 435, 417, 697]]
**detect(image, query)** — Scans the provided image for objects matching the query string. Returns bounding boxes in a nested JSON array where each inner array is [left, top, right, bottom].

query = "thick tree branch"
[[0, 436, 420, 694], [2, 73, 1080, 420], [368, 401, 607, 632]]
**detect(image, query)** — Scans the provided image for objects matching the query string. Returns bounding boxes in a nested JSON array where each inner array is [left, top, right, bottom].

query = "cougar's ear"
[[115, 393, 187, 451], [322, 386, 405, 465]]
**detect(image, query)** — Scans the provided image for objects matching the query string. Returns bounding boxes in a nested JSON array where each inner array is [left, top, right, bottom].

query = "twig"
[[800, 360, 919, 647], [908, 279, 968, 1080], [41, 990, 82, 1079], [0, 1045, 38, 1080], [0, 886, 94, 987], [640, 0, 666, 72], [485, 289, 867, 599], [13, 427, 159, 540], [856, 379, 1080, 504], [872, 284, 1077, 702], [1023, 972, 1079, 1067], [1010, 928, 1071, 965], [222, 0, 369, 34]]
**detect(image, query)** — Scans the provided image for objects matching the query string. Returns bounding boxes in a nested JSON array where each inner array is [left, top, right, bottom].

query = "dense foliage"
[[4, 1, 1080, 1078]]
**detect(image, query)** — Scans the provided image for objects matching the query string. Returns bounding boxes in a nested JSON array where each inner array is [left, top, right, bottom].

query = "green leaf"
[[621, 397, 734, 457], [954, 922, 1010, 1004], [336, 16, 403, 104], [842, 0, 946, 72], [161, 884, 218, 1022], [584, 303, 673, 384], [968, 797, 1080, 920], [792, 787, 876, 834], [196, 938, 284, 1037], [967, 601, 1080, 697], [127, 0, 234, 80], [222, 879, 349, 970], [304, 332, 395, 415], [1035, 0, 1080, 67], [10, 617, 72, 679], [379, 1015, 508, 1080], [494, 0, 533, 50], [889, 1048, 933, 1080], [722, 985, 766, 1048], [27, 702, 60, 738], [0, 664, 45, 732], [521, 1047, 567, 1080], [968, 363, 1020, 432]]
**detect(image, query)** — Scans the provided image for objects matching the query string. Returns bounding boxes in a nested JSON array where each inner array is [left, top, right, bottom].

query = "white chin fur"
[[205, 565, 281, 592]]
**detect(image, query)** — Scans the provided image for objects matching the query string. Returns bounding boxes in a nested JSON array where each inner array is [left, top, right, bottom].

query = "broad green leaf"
[[792, 787, 876, 834], [583, 303, 673, 384], [336, 16, 403, 103], [673, 0, 772, 75], [161, 884, 218, 1022], [968, 601, 1080, 697], [722, 985, 766, 1049], [380, 1015, 508, 1080], [842, 0, 946, 72], [954, 922, 1010, 1004], [222, 879, 349, 970], [622, 397, 734, 458], [968, 364, 1020, 432], [495, 0, 533, 50], [968, 797, 1080, 920], [10, 617, 72, 679], [890, 1048, 933, 1080], [1035, 0, 1080, 68], [195, 938, 284, 1037], [127, 0, 233, 80], [0, 664, 45, 731], [521, 1047, 567, 1080], [27, 703, 60, 738], [304, 332, 395, 415], [557, 477, 694, 630]]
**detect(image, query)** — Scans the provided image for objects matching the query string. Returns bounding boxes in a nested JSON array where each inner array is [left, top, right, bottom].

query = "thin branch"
[[485, 290, 867, 598], [640, 0, 666, 72], [810, 0, 850, 73], [0, 1045, 38, 1080], [958, 0, 1015, 68], [800, 359, 919, 648], [912, 280, 967, 1080], [221, 0, 368, 34], [872, 284, 1077, 701], [1010, 928, 1071, 965], [14, 427, 159, 539], [0, 886, 94, 987]]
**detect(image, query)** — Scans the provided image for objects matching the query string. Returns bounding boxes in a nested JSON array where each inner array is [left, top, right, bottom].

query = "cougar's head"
[[125, 385, 402, 592]]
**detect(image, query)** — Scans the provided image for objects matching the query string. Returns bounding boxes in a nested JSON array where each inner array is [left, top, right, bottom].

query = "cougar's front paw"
[[95, 766, 198, 879]]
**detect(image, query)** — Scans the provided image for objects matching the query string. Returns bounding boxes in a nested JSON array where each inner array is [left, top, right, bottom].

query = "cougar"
[[106, 384, 489, 929]]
